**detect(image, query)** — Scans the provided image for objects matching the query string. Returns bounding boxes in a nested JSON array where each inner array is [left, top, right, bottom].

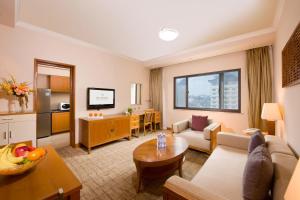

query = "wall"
[[273, 0, 300, 155], [0, 24, 149, 144], [163, 51, 248, 133]]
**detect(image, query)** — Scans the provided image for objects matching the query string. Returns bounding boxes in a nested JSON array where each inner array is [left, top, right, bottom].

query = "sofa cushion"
[[191, 115, 208, 131], [265, 135, 294, 156], [176, 129, 210, 151], [248, 131, 265, 153], [192, 146, 248, 200], [243, 144, 273, 200], [271, 153, 298, 200]]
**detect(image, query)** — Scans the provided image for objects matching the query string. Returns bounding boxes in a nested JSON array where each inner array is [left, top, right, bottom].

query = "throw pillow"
[[191, 115, 208, 131], [248, 131, 265, 153], [243, 144, 273, 200]]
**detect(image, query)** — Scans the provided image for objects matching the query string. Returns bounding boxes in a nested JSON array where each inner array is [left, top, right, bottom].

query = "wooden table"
[[0, 145, 82, 200], [133, 135, 188, 192]]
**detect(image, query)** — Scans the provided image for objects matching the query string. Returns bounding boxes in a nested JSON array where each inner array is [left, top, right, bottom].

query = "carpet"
[[57, 133, 208, 200]]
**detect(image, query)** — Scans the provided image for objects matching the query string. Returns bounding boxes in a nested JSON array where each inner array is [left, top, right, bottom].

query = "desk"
[[0, 145, 82, 200]]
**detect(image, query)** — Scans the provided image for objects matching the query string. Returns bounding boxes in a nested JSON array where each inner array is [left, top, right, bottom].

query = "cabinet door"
[[50, 76, 70, 93], [52, 112, 70, 134], [114, 117, 130, 138], [0, 123, 9, 146], [9, 121, 36, 147], [90, 120, 110, 146]]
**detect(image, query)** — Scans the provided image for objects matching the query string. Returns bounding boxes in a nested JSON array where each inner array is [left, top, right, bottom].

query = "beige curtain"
[[149, 68, 163, 115], [246, 46, 272, 130]]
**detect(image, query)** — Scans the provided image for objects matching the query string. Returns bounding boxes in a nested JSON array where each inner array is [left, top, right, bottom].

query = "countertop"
[[51, 109, 70, 113]]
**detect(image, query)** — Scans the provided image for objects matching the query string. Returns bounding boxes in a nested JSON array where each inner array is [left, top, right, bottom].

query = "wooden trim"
[[173, 68, 241, 113], [34, 59, 76, 147], [163, 186, 188, 200]]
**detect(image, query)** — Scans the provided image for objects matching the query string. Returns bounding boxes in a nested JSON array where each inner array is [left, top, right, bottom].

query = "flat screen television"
[[87, 88, 115, 109]]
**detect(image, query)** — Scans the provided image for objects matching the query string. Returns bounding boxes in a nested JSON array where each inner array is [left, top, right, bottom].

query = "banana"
[[0, 145, 9, 154], [6, 146, 24, 164], [0, 148, 17, 170]]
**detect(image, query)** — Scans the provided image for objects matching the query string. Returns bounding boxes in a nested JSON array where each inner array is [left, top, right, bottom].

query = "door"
[[9, 121, 36, 146], [37, 113, 51, 138], [0, 123, 8, 146]]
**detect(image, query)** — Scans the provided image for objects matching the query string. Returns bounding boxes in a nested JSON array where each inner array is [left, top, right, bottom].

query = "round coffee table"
[[133, 135, 188, 192]]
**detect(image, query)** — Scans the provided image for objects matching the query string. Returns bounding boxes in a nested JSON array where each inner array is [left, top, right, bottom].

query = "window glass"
[[188, 74, 219, 109], [175, 78, 186, 107], [222, 71, 239, 109]]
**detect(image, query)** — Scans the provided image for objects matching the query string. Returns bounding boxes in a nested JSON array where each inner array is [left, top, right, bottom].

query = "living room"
[[0, 0, 299, 200]]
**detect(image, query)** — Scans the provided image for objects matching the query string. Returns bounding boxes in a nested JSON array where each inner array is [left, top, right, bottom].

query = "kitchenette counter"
[[51, 109, 70, 113]]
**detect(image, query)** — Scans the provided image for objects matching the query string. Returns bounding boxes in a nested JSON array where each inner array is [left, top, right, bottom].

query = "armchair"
[[172, 119, 221, 154]]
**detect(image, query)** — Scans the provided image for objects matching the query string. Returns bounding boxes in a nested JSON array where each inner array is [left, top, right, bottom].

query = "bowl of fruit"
[[0, 143, 46, 175]]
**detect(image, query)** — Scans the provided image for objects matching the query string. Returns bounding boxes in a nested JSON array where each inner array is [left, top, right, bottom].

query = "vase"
[[18, 97, 27, 113], [8, 96, 17, 113]]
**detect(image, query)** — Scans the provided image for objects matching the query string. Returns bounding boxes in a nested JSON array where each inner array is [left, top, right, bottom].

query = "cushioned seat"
[[176, 128, 210, 151]]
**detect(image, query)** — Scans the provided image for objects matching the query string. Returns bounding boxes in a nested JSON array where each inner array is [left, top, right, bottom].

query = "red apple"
[[14, 146, 30, 157]]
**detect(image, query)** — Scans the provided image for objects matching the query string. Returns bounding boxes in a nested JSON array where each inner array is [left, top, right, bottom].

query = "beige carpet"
[[57, 133, 208, 200]]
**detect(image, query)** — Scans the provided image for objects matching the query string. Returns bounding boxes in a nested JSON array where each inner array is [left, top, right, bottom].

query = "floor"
[[57, 133, 208, 200], [37, 132, 70, 148]]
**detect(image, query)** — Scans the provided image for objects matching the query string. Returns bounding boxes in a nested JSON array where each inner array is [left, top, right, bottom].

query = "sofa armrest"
[[203, 122, 221, 140], [217, 132, 250, 150], [164, 176, 228, 200], [173, 120, 189, 133]]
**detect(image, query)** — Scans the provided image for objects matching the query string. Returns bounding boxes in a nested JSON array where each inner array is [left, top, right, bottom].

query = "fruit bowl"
[[0, 144, 47, 176]]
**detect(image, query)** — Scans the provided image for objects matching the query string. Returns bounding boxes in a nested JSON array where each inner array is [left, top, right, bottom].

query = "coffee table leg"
[[178, 157, 183, 177], [135, 163, 142, 193]]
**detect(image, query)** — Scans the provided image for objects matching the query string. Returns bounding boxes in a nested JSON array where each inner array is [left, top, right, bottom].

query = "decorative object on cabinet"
[[79, 115, 130, 153], [0, 76, 33, 112], [128, 107, 133, 115], [0, 113, 36, 147], [50, 75, 70, 93], [282, 22, 300, 87]]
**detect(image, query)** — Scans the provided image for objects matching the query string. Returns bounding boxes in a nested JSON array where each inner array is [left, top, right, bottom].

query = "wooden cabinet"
[[0, 114, 36, 146], [79, 115, 130, 153], [50, 75, 70, 93], [52, 112, 70, 134]]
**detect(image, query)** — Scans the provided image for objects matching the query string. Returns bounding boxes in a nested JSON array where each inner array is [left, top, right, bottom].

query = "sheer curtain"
[[149, 68, 163, 115], [246, 46, 273, 130]]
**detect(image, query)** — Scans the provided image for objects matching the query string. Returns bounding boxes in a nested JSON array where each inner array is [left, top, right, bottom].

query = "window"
[[174, 69, 241, 112]]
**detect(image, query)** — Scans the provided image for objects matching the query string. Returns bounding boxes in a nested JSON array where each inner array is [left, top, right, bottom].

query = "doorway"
[[34, 59, 76, 147]]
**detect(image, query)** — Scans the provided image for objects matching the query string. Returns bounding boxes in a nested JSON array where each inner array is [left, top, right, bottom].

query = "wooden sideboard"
[[79, 115, 130, 153]]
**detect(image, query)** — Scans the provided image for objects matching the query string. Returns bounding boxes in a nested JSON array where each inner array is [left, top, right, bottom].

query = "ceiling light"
[[159, 27, 179, 41]]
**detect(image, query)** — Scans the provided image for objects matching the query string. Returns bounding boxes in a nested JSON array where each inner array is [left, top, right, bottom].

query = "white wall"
[[0, 24, 149, 144], [273, 0, 300, 155], [163, 51, 248, 133]]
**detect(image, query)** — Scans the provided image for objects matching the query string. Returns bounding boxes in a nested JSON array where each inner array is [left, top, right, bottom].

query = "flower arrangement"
[[0, 76, 33, 109]]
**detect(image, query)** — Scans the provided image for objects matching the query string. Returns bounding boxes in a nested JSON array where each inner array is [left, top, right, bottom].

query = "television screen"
[[87, 88, 115, 109]]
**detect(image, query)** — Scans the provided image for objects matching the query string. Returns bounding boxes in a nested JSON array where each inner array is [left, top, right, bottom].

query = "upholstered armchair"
[[172, 119, 221, 154]]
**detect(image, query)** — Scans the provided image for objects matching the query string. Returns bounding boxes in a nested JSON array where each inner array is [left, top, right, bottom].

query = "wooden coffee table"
[[133, 135, 188, 192]]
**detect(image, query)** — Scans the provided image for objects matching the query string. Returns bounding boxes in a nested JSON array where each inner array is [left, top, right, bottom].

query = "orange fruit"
[[35, 148, 46, 156], [27, 150, 41, 161]]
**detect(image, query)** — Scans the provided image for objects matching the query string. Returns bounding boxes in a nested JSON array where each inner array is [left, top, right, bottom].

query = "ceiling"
[[17, 0, 279, 63]]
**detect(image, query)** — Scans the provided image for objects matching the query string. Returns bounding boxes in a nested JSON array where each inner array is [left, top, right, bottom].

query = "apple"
[[14, 146, 30, 157]]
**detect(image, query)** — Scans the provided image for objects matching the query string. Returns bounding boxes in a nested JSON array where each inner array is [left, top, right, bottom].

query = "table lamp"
[[285, 160, 300, 200], [261, 103, 282, 135]]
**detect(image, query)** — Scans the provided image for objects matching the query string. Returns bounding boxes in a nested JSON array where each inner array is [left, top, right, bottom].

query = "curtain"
[[149, 68, 163, 115], [246, 46, 272, 130]]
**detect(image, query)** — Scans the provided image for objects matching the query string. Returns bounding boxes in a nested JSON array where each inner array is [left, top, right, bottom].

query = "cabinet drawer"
[[0, 114, 36, 123]]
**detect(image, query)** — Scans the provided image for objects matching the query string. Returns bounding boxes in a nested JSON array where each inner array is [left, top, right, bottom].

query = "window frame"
[[173, 69, 241, 113]]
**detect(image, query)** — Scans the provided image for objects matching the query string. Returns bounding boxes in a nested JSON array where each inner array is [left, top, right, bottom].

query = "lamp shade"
[[285, 160, 300, 200], [261, 103, 282, 121]]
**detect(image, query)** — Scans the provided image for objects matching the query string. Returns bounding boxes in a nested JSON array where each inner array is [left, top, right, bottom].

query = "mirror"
[[131, 83, 142, 105]]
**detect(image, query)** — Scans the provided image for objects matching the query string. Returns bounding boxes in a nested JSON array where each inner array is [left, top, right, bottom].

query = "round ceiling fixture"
[[159, 27, 179, 41]]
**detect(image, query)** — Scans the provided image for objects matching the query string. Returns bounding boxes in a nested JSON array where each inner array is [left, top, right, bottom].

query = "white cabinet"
[[0, 114, 36, 147]]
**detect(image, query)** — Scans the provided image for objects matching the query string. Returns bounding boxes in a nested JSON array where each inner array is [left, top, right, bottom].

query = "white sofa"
[[164, 132, 298, 200], [173, 119, 221, 153]]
